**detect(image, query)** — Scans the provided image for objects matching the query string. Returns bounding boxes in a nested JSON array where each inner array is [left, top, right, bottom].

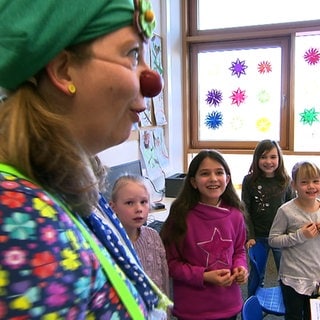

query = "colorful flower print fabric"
[[0, 172, 147, 319]]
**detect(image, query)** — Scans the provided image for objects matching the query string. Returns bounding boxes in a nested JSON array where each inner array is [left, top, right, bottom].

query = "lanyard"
[[0, 163, 145, 320]]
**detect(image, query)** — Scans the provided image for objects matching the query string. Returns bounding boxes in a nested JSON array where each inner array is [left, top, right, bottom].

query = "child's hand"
[[203, 269, 236, 287], [246, 239, 256, 249], [232, 266, 248, 285], [302, 222, 319, 239]]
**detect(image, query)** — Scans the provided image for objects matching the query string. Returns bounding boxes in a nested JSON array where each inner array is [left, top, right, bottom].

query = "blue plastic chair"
[[241, 295, 263, 320], [248, 242, 285, 316]]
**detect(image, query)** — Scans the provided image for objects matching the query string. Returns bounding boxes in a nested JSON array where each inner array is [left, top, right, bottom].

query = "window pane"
[[197, 45, 282, 143], [294, 33, 320, 152], [198, 0, 320, 30]]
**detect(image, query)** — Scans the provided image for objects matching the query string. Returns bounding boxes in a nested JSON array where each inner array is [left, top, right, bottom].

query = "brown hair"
[[248, 139, 290, 190], [160, 149, 245, 247], [0, 80, 104, 216]]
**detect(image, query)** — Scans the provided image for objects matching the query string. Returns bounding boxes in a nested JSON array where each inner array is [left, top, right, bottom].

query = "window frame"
[[190, 37, 290, 150], [184, 0, 320, 154]]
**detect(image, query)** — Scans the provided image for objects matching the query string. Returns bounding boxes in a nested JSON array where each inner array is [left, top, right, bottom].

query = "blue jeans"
[[280, 280, 311, 320], [256, 237, 281, 273], [248, 237, 281, 295]]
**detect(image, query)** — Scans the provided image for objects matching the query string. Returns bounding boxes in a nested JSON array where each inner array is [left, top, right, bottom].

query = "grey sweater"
[[269, 199, 320, 295]]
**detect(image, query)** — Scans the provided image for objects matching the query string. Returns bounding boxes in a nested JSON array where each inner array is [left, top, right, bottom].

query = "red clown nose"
[[140, 69, 163, 97]]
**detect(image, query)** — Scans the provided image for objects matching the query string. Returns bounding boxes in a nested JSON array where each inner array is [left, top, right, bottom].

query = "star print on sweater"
[[197, 227, 232, 267]]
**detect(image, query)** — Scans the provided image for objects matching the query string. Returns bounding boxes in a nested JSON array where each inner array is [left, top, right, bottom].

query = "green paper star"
[[299, 107, 320, 126]]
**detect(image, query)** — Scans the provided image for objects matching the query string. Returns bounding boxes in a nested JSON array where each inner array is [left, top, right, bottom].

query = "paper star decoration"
[[197, 227, 232, 267], [258, 61, 272, 74], [304, 48, 320, 65], [205, 111, 223, 129], [230, 115, 244, 130], [230, 87, 246, 106], [299, 107, 320, 125], [205, 89, 223, 107], [257, 89, 270, 103], [229, 58, 248, 78], [256, 117, 271, 132]]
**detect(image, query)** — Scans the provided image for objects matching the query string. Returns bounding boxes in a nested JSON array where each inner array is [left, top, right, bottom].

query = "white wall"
[[98, 0, 184, 190]]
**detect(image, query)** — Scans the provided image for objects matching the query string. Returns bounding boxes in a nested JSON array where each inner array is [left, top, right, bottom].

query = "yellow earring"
[[68, 83, 76, 94]]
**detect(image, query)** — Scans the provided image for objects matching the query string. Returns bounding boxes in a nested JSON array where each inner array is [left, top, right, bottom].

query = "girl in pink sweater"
[[161, 150, 248, 320]]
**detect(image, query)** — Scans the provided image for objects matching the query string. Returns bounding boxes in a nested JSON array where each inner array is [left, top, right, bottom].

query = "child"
[[160, 150, 248, 320], [269, 161, 320, 319], [241, 139, 295, 294], [110, 174, 170, 297]]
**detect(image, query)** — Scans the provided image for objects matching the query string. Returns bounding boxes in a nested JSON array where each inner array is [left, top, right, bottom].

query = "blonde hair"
[[292, 161, 320, 183], [0, 82, 105, 216], [111, 174, 150, 202]]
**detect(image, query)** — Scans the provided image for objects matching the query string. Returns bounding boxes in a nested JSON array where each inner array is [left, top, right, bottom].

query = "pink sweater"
[[166, 202, 247, 320]]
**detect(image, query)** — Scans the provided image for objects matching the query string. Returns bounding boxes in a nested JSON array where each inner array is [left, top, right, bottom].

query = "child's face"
[[110, 181, 150, 232], [258, 147, 279, 177], [293, 175, 320, 201], [191, 157, 230, 206]]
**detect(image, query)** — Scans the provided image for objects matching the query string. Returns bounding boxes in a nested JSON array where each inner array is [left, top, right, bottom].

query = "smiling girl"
[[160, 150, 248, 320], [269, 161, 320, 320], [241, 139, 295, 295]]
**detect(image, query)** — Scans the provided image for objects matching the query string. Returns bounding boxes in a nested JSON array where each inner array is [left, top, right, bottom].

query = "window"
[[185, 1, 320, 153], [198, 0, 320, 30]]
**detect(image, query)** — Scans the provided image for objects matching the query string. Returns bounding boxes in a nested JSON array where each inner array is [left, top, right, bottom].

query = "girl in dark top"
[[241, 139, 295, 295]]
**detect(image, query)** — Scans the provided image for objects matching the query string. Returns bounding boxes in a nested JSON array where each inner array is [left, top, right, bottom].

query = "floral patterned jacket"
[[0, 171, 147, 319]]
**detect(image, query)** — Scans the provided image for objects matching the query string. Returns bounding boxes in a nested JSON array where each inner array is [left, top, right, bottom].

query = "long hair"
[[248, 139, 290, 190], [160, 149, 245, 247], [0, 47, 105, 216]]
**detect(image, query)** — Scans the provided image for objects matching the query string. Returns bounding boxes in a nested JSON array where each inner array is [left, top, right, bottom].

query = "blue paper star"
[[205, 111, 223, 129]]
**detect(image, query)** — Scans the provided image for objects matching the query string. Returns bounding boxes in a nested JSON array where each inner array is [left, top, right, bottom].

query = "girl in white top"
[[269, 161, 320, 320]]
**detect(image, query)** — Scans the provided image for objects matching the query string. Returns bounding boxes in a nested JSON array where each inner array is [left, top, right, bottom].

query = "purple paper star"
[[229, 58, 248, 78], [205, 89, 223, 107]]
